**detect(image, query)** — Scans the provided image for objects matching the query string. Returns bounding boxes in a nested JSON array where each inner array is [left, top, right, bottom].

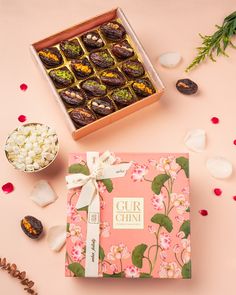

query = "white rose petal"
[[158, 52, 181, 68], [47, 225, 66, 252], [184, 129, 206, 152], [206, 156, 233, 179], [30, 180, 58, 207]]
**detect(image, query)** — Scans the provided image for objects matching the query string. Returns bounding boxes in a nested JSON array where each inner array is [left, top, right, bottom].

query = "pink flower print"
[[100, 221, 110, 238], [182, 251, 191, 264], [176, 231, 185, 239], [173, 244, 181, 253], [157, 156, 179, 179], [175, 215, 185, 223], [159, 232, 171, 250], [171, 193, 190, 215], [69, 223, 82, 243], [71, 241, 84, 262], [131, 163, 148, 182], [181, 238, 191, 252], [100, 200, 105, 210], [159, 262, 181, 278], [151, 193, 165, 210], [124, 265, 140, 278], [182, 187, 189, 195], [107, 243, 130, 261], [101, 261, 107, 273], [148, 159, 158, 167], [98, 181, 107, 194], [160, 251, 167, 260], [110, 264, 118, 273], [148, 225, 156, 233], [67, 203, 81, 223]]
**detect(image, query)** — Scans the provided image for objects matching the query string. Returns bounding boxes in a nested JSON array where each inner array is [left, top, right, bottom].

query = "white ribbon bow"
[[66, 151, 132, 277]]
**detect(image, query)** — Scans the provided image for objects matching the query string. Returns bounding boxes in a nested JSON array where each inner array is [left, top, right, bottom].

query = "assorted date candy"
[[37, 18, 156, 129]]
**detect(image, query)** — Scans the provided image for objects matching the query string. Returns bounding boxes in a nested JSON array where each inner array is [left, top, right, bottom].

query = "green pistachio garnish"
[[55, 70, 73, 80], [64, 42, 81, 54], [114, 89, 132, 100]]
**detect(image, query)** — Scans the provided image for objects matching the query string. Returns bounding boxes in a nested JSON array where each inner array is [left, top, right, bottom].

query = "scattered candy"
[[18, 115, 27, 123], [21, 216, 43, 239], [213, 188, 222, 196], [211, 117, 219, 124], [5, 123, 59, 172], [206, 156, 233, 179], [184, 129, 206, 152], [20, 83, 28, 91], [47, 225, 66, 252], [1, 182, 14, 194], [30, 180, 58, 207], [158, 52, 181, 68], [199, 209, 208, 216]]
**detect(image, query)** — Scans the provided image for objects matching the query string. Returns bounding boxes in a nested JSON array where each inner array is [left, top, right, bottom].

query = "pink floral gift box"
[[65, 152, 191, 279]]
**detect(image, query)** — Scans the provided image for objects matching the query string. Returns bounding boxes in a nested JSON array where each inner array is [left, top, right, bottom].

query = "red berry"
[[2, 182, 14, 194], [213, 188, 222, 196], [211, 117, 219, 124], [18, 115, 27, 122], [199, 209, 208, 216], [20, 83, 28, 91]]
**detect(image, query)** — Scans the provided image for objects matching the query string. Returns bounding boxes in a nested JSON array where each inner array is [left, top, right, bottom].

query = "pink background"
[[0, 0, 236, 294]]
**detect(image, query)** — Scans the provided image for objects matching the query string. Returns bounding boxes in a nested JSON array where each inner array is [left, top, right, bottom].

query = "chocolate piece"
[[111, 87, 135, 106], [70, 108, 96, 126], [82, 31, 104, 50], [176, 79, 198, 95], [100, 21, 126, 41], [89, 50, 114, 68], [21, 216, 43, 239], [132, 78, 155, 97], [111, 40, 134, 59], [38, 47, 63, 69], [121, 60, 145, 78], [49, 67, 74, 89], [60, 86, 86, 106], [70, 58, 93, 79], [100, 69, 126, 87], [60, 39, 83, 59], [81, 78, 107, 96], [91, 97, 115, 116]]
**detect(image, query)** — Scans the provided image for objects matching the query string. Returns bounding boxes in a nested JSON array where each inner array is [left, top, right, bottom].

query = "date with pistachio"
[[111, 87, 135, 106], [89, 50, 114, 68], [70, 107, 96, 126], [49, 66, 74, 88], [81, 78, 107, 96], [121, 60, 145, 78], [60, 39, 83, 59], [100, 69, 126, 87]]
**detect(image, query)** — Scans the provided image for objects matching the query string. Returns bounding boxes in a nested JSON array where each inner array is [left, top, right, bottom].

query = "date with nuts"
[[91, 97, 115, 116], [21, 216, 43, 239], [60, 39, 83, 59], [121, 60, 145, 78], [100, 69, 126, 87], [132, 78, 155, 97], [70, 58, 93, 79], [82, 31, 104, 50], [100, 21, 126, 41], [49, 66, 74, 89], [60, 86, 86, 106], [111, 40, 134, 59], [90, 50, 114, 68], [81, 78, 107, 97], [176, 78, 198, 95], [70, 107, 96, 126]]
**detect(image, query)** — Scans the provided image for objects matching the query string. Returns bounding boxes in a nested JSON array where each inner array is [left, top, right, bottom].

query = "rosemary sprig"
[[186, 11, 236, 72]]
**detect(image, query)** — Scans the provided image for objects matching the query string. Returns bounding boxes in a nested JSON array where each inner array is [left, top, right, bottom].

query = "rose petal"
[[184, 129, 206, 152], [199, 209, 208, 216], [20, 83, 28, 91], [18, 115, 27, 122], [47, 225, 66, 252], [158, 52, 181, 68], [30, 180, 58, 207], [2, 182, 14, 194], [206, 157, 233, 179]]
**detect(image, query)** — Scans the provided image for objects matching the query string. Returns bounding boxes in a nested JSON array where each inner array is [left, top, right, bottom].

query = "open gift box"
[[65, 152, 191, 278]]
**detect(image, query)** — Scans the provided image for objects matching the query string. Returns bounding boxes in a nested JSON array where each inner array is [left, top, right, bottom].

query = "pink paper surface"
[[66, 153, 190, 278]]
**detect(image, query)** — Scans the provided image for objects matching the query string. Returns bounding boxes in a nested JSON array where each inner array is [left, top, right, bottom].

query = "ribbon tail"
[[75, 179, 96, 209]]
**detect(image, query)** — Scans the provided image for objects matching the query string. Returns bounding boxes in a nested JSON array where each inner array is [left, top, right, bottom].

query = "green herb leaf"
[[151, 174, 170, 195], [68, 263, 85, 277], [151, 213, 173, 232], [68, 163, 90, 175], [176, 157, 189, 178], [179, 220, 190, 238], [132, 244, 148, 268]]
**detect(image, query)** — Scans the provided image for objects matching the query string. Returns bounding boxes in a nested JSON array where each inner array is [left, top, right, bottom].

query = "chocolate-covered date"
[[60, 86, 86, 106], [132, 78, 155, 97], [60, 39, 83, 59], [111, 87, 135, 106], [70, 58, 93, 79], [82, 31, 104, 50], [89, 50, 114, 68], [100, 69, 126, 87], [91, 97, 115, 116], [81, 78, 107, 96], [49, 66, 74, 89], [100, 21, 126, 41], [70, 108, 96, 126], [121, 60, 145, 78], [38, 47, 63, 69], [111, 40, 134, 59], [21, 215, 43, 239], [176, 79, 198, 95]]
